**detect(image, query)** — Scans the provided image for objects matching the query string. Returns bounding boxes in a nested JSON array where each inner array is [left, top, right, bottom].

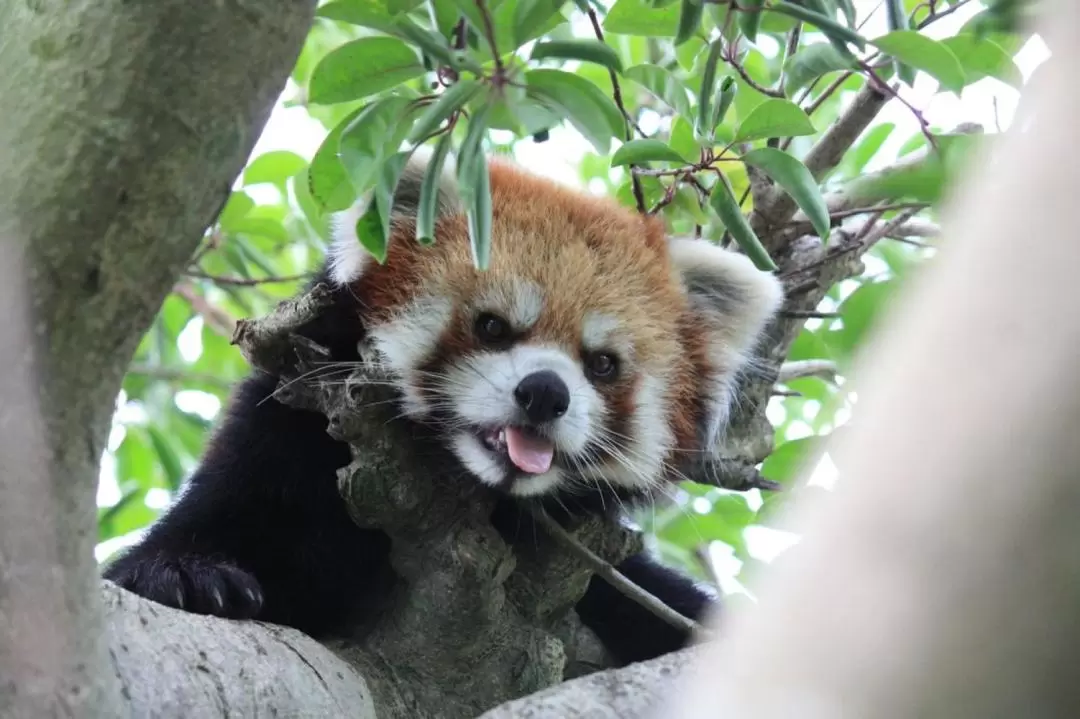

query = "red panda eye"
[[475, 313, 511, 344], [586, 352, 618, 381]]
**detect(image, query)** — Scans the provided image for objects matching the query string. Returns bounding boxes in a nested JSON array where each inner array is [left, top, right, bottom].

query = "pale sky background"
[[97, 1, 1051, 589]]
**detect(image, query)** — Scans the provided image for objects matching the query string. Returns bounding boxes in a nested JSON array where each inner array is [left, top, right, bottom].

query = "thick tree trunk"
[[0, 2, 315, 715]]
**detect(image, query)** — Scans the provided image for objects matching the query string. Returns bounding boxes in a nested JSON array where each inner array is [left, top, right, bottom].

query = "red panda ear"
[[326, 146, 462, 285], [668, 237, 785, 445]]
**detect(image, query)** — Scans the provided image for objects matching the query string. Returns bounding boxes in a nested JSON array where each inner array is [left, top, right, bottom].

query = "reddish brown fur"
[[351, 159, 714, 466]]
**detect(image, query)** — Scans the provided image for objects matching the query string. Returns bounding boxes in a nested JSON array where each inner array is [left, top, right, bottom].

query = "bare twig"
[[186, 271, 312, 286], [474, 0, 503, 74], [778, 360, 838, 383], [530, 509, 710, 639], [755, 83, 891, 241], [173, 281, 237, 337], [780, 309, 840, 320], [586, 7, 646, 214], [127, 364, 234, 388]]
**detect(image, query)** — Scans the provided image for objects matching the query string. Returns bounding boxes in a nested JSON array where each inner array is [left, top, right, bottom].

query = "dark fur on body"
[[104, 271, 715, 667]]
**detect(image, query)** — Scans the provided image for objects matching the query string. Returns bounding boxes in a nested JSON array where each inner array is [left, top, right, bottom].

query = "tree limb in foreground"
[[673, 3, 1080, 717], [0, 1, 316, 714]]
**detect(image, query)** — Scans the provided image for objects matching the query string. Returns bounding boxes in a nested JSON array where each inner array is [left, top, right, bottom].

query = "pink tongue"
[[505, 427, 555, 474]]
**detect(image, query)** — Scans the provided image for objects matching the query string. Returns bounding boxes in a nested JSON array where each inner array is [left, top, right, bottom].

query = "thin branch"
[[529, 508, 711, 639], [826, 202, 930, 221], [586, 7, 646, 214], [186, 271, 312, 286], [859, 206, 924, 250], [780, 309, 840, 320], [778, 359, 838, 383], [173, 281, 237, 337], [724, 45, 784, 99], [754, 83, 891, 239], [474, 0, 503, 74], [916, 0, 973, 28], [127, 364, 234, 388]]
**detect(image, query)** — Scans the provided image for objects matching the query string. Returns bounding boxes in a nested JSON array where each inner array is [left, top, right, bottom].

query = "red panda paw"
[[105, 552, 264, 621]]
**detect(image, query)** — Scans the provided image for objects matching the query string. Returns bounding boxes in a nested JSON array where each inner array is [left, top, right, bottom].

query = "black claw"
[[104, 553, 263, 621]]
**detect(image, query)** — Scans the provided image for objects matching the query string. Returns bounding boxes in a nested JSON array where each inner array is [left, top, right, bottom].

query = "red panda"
[[327, 154, 782, 498], [103, 151, 783, 667]]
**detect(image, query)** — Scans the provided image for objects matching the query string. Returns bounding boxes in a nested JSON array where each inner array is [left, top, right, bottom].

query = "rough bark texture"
[[103, 584, 376, 718], [0, 1, 315, 716], [229, 291, 643, 718]]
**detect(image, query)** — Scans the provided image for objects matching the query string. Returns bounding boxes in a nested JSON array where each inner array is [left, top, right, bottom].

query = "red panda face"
[[328, 154, 783, 498]]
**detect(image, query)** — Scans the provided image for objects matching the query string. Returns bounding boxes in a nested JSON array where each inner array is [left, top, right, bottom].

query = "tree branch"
[[530, 509, 710, 639], [0, 1, 316, 713], [754, 83, 891, 244]]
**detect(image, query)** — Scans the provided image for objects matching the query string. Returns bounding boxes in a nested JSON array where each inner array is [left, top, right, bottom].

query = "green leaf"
[[146, 426, 186, 491], [831, 279, 900, 361], [513, 0, 566, 48], [408, 80, 481, 144], [843, 134, 986, 207], [611, 139, 687, 167], [354, 202, 388, 263], [217, 192, 254, 230], [738, 0, 766, 42], [456, 103, 491, 193], [392, 17, 473, 72], [624, 64, 693, 121], [372, 151, 412, 255], [338, 95, 416, 197], [668, 115, 699, 162], [870, 31, 965, 94], [531, 40, 624, 74], [675, 0, 704, 46], [605, 0, 681, 37], [783, 43, 855, 97], [308, 37, 424, 105], [733, 98, 815, 142], [243, 151, 308, 187], [315, 0, 397, 33], [762, 436, 822, 487], [416, 132, 454, 245], [847, 122, 895, 174], [308, 106, 366, 213], [466, 159, 493, 270], [695, 38, 723, 143], [526, 69, 624, 155], [940, 34, 1022, 89], [450, 0, 565, 57], [885, 0, 907, 31], [709, 174, 777, 271], [741, 147, 830, 239], [770, 1, 866, 51], [710, 76, 736, 133]]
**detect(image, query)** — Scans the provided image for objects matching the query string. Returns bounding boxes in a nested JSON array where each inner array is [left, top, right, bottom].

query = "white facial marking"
[[453, 432, 564, 496], [327, 200, 374, 285], [581, 312, 620, 351], [475, 279, 545, 331], [442, 345, 600, 456], [327, 145, 462, 286], [668, 237, 784, 449], [368, 295, 453, 416], [580, 373, 673, 491]]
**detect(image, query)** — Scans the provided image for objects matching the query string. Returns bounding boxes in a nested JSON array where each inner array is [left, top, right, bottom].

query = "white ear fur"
[[326, 145, 462, 286], [668, 237, 785, 446]]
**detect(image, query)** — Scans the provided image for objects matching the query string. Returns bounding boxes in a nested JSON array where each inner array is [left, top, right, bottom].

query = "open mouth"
[[479, 426, 556, 475]]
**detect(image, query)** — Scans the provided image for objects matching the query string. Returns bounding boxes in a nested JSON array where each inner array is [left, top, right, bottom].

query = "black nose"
[[514, 370, 570, 424]]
